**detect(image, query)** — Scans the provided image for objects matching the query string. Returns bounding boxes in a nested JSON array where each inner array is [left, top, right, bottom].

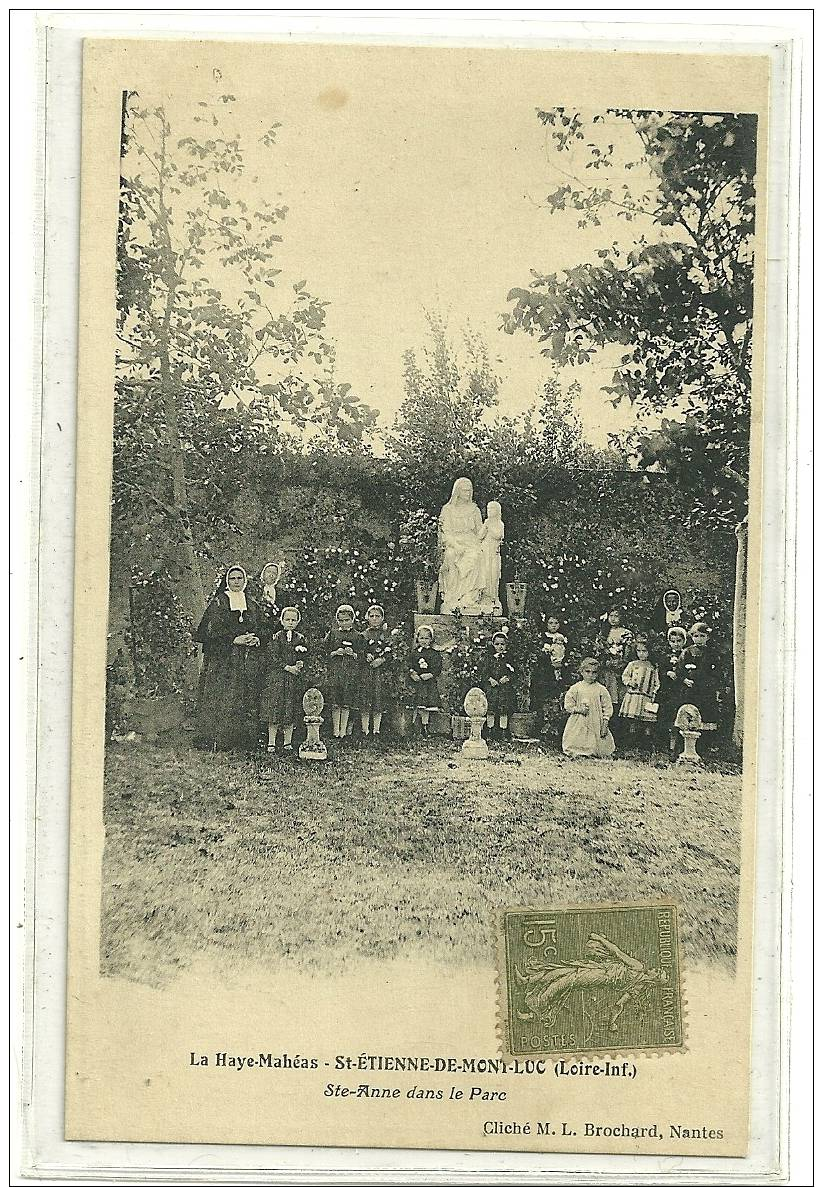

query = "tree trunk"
[[157, 276, 205, 690], [732, 520, 747, 750], [157, 348, 206, 691], [153, 120, 207, 692]]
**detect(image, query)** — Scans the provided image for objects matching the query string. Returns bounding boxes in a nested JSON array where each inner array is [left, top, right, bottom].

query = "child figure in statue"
[[478, 500, 505, 613]]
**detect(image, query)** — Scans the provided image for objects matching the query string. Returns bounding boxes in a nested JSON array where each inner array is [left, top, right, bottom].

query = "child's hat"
[[690, 620, 710, 637], [492, 631, 508, 645], [416, 625, 434, 642], [667, 625, 688, 642], [335, 603, 355, 622], [280, 605, 301, 625], [366, 604, 385, 619]]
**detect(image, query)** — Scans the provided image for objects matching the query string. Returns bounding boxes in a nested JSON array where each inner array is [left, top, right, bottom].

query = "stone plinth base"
[[413, 613, 508, 651], [462, 736, 489, 759], [299, 718, 327, 761]]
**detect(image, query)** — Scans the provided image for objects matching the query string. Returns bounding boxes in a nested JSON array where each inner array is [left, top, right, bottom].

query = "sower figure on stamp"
[[515, 932, 668, 1033]]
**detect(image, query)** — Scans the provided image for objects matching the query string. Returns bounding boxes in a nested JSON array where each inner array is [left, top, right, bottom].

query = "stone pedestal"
[[677, 729, 702, 764], [461, 687, 489, 759], [299, 688, 327, 761], [674, 703, 703, 765], [413, 612, 508, 651]]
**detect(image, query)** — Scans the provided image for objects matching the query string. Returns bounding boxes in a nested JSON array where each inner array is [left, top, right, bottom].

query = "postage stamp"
[[499, 902, 684, 1057]]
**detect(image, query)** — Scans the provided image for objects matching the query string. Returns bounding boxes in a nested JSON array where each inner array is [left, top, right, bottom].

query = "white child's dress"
[[562, 680, 616, 758]]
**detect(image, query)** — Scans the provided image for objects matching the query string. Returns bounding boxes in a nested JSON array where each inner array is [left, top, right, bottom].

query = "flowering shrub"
[[275, 540, 412, 640], [396, 508, 441, 583], [106, 453, 737, 741], [124, 571, 197, 697]]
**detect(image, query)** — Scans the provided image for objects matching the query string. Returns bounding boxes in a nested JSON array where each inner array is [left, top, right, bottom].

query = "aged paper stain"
[[316, 86, 349, 111]]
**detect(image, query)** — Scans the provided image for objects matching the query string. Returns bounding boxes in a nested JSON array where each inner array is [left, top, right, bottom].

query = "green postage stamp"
[[499, 902, 684, 1057]]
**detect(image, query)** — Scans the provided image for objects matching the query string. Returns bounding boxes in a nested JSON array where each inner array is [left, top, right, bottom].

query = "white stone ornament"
[[300, 687, 327, 761], [674, 702, 703, 764]]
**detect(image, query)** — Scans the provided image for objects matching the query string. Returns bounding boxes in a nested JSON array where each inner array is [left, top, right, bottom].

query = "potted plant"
[[397, 508, 441, 613]]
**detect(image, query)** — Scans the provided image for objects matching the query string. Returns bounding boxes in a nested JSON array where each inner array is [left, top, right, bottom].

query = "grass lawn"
[[101, 739, 741, 986]]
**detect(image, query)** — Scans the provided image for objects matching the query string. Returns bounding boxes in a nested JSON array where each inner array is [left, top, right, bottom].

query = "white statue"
[[438, 478, 485, 614], [438, 478, 503, 615]]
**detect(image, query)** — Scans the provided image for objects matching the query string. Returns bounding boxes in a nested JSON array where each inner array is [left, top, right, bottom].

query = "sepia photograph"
[[100, 60, 755, 991], [4, 0, 811, 1169]]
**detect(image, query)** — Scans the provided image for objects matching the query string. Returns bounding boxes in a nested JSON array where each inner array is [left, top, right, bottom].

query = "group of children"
[[193, 564, 449, 752], [193, 567, 720, 760], [529, 598, 721, 759]]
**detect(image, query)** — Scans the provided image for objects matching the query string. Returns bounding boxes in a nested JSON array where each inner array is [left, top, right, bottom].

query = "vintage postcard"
[[65, 36, 772, 1158]]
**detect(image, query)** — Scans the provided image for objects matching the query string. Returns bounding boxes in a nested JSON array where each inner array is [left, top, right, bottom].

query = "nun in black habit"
[[193, 565, 263, 750]]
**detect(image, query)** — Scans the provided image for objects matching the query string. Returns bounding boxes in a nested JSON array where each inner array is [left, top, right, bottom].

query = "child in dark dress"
[[324, 604, 361, 740], [530, 617, 569, 741], [595, 608, 634, 743], [358, 604, 394, 739], [260, 606, 308, 753], [656, 625, 690, 758], [407, 625, 442, 737], [481, 631, 517, 738], [596, 607, 634, 712], [193, 565, 262, 751], [677, 622, 720, 725]]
